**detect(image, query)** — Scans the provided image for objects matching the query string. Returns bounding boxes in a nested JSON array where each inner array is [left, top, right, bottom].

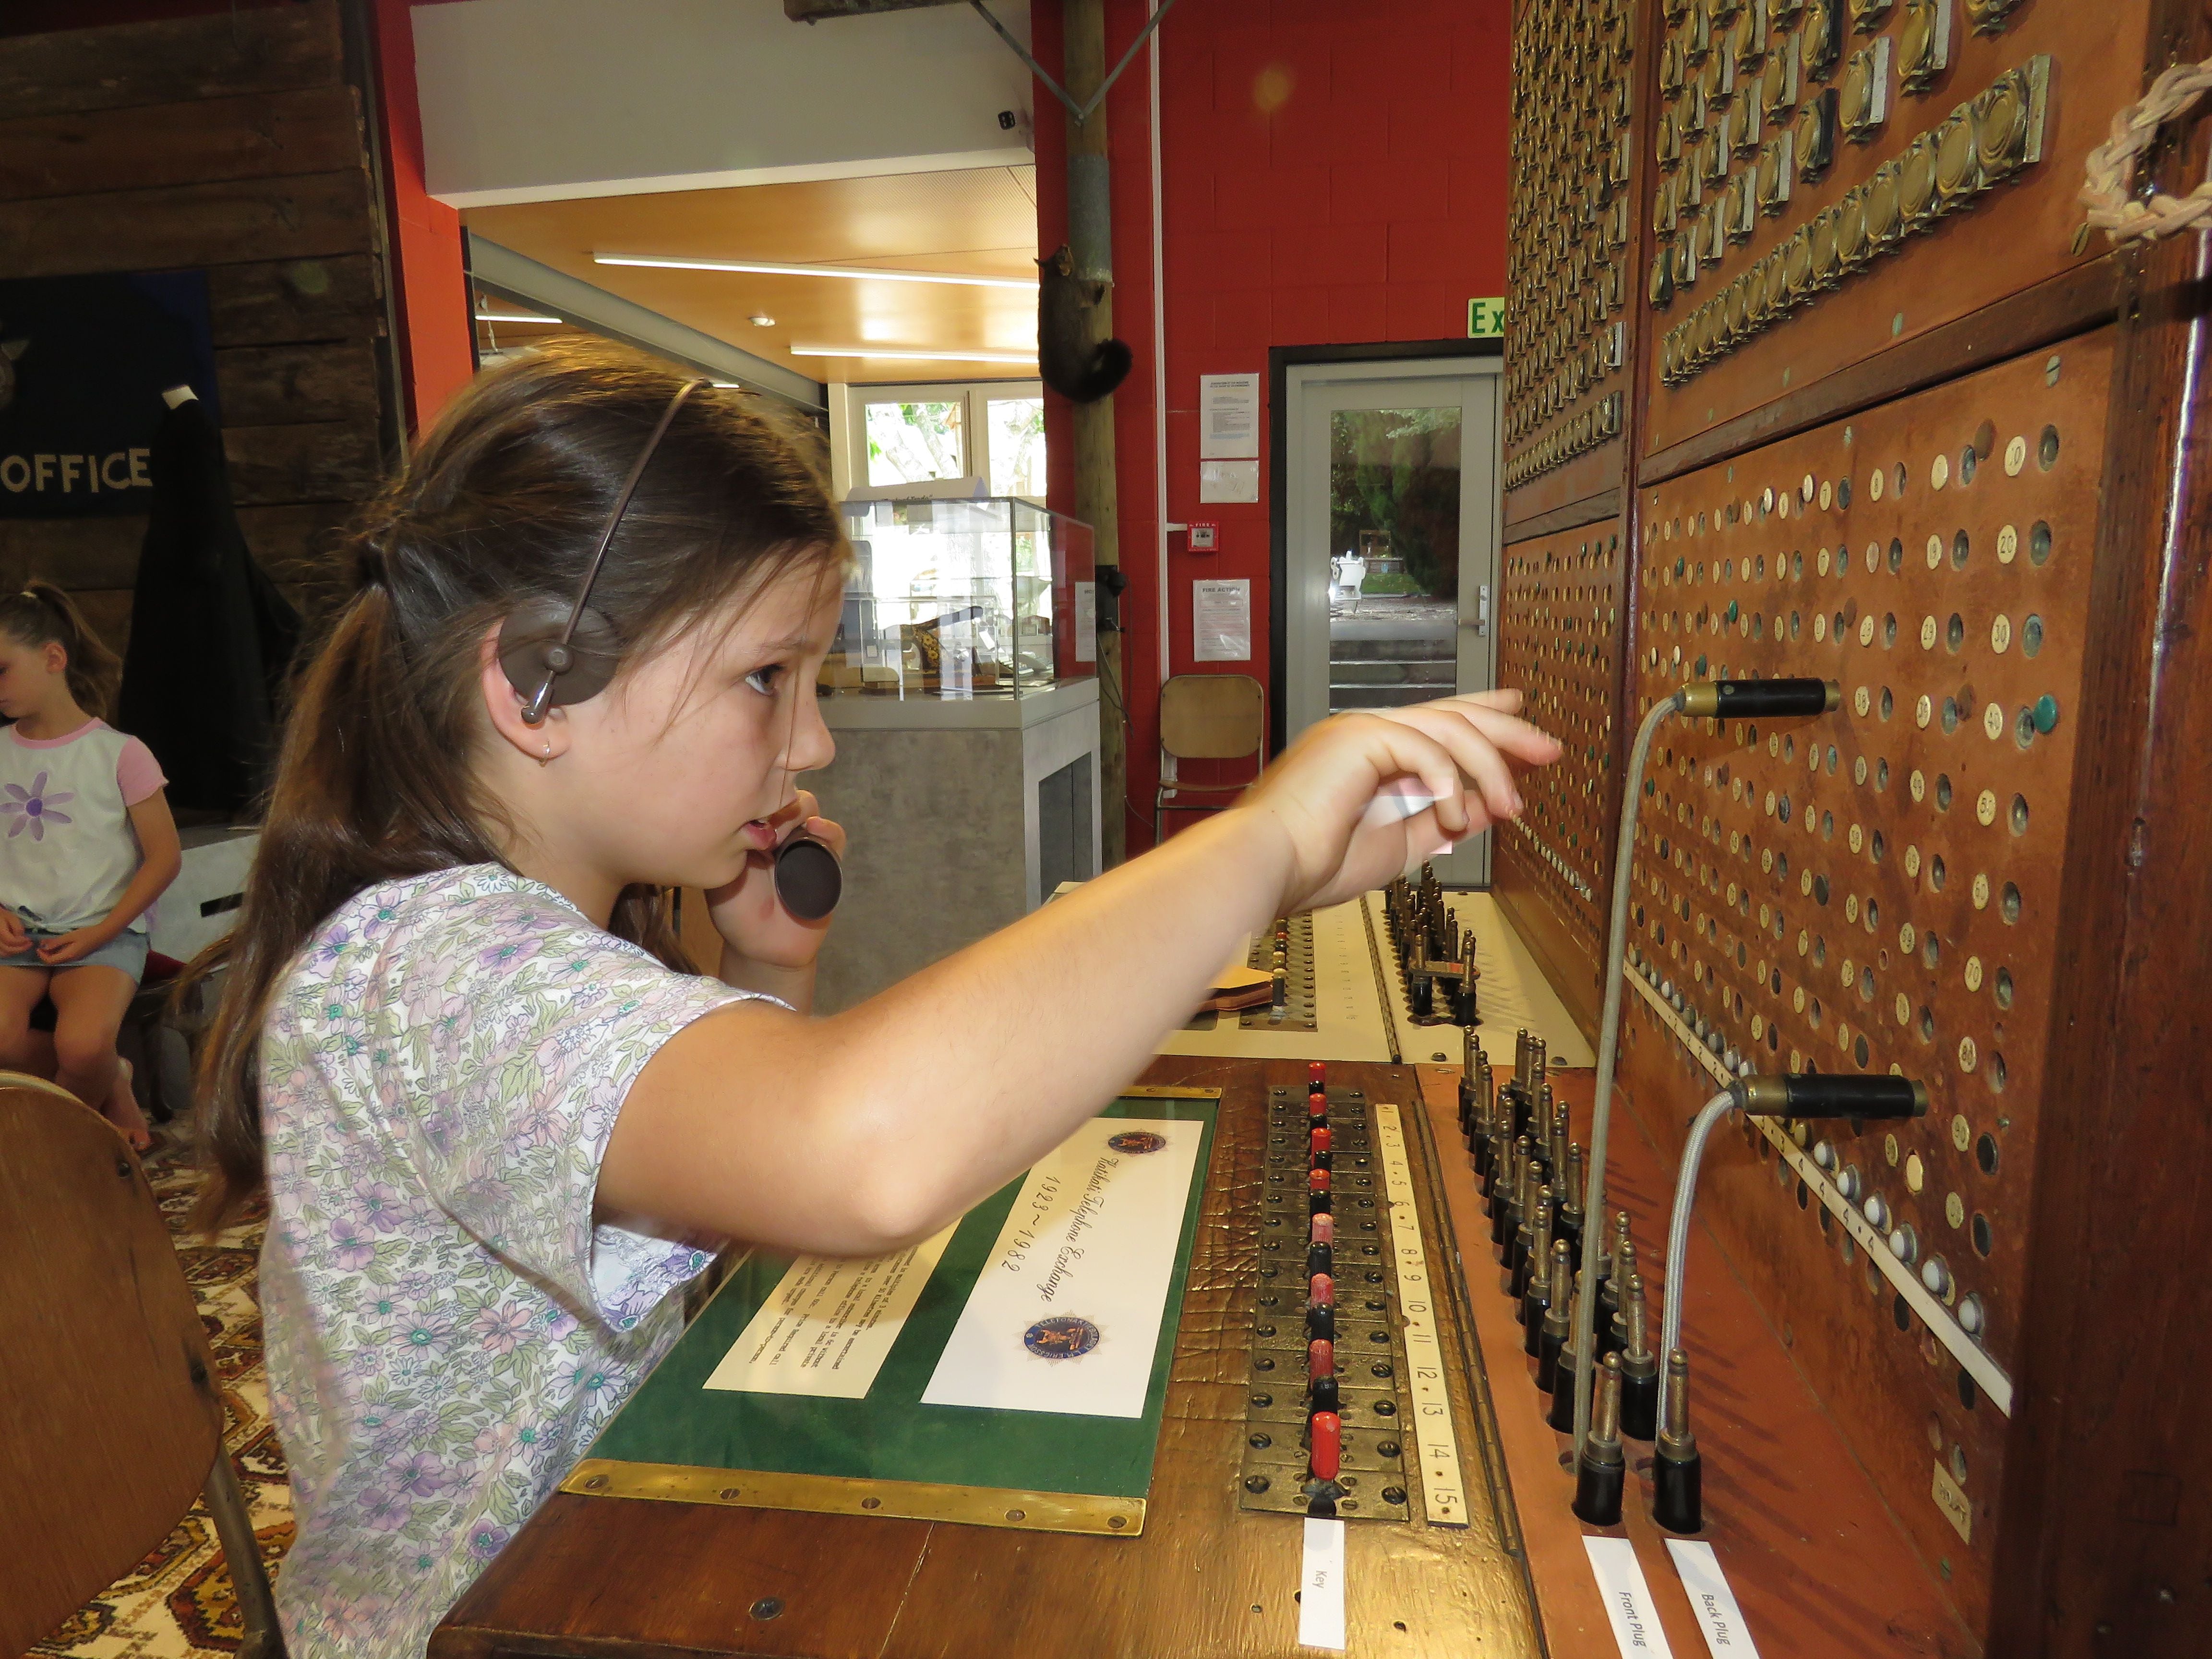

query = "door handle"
[[1459, 584, 1492, 636]]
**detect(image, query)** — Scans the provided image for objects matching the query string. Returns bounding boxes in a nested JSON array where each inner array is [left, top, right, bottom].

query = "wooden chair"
[[1154, 673, 1267, 843], [0, 1075, 283, 1656]]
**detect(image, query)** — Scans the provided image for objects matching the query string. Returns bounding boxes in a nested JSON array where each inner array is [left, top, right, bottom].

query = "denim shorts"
[[0, 929, 150, 982]]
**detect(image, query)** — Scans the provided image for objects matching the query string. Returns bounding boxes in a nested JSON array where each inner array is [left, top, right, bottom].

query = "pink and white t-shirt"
[[0, 718, 167, 933]]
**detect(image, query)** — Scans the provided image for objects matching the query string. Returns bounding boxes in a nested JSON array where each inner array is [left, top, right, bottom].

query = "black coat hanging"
[[117, 397, 300, 817]]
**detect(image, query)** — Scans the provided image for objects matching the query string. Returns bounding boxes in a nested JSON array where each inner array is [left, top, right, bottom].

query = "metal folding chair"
[[1153, 673, 1268, 843]]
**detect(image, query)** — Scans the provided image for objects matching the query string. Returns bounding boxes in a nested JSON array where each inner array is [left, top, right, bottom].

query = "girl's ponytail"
[[189, 581, 498, 1232], [0, 580, 123, 721], [187, 338, 842, 1234]]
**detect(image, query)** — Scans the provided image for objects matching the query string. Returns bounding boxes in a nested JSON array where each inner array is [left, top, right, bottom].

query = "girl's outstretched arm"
[[600, 692, 1560, 1257]]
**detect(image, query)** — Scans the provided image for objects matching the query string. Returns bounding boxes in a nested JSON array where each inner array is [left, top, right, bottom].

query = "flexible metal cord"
[[1661, 1090, 1739, 1370], [1571, 689, 1685, 1459]]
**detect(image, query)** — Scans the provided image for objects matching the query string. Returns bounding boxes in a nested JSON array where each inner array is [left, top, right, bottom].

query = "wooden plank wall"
[[0, 1, 388, 660]]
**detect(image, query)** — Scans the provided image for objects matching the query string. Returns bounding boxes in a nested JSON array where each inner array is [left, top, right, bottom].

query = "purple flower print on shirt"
[[329, 1215, 377, 1271], [355, 1180, 407, 1233], [468, 1523, 510, 1561], [359, 1485, 413, 1532], [472, 1304, 534, 1355], [1, 771, 73, 841], [389, 1452, 453, 1498]]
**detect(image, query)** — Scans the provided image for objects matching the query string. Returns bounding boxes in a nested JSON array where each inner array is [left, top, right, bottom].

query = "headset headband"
[[517, 376, 711, 727]]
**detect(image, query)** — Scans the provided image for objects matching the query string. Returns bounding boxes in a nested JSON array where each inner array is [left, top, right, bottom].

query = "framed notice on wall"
[[0, 270, 219, 520], [1193, 578, 1251, 662]]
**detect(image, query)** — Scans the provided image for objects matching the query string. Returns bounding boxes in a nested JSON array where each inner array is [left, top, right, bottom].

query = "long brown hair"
[[190, 339, 845, 1232], [0, 579, 124, 721]]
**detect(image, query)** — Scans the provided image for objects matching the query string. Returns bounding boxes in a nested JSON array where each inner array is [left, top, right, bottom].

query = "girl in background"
[[190, 341, 1561, 1656], [0, 581, 181, 1150]]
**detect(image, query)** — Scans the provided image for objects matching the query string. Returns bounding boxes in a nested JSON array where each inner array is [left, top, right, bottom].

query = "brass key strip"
[[1374, 1102, 1470, 1526], [1623, 963, 2013, 1414]]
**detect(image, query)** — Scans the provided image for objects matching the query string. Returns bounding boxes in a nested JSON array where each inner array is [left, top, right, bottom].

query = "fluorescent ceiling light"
[[594, 253, 1035, 290], [475, 309, 562, 324], [790, 343, 1038, 364]]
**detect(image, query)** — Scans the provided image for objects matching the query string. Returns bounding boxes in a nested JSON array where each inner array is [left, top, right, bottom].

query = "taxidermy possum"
[[1037, 245, 1132, 404]]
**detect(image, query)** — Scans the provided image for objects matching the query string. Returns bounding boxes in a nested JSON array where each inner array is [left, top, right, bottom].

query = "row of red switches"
[[1306, 1063, 1341, 1484]]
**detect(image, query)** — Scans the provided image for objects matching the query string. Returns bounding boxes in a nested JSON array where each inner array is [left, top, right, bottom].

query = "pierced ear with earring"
[[539, 736, 553, 767]]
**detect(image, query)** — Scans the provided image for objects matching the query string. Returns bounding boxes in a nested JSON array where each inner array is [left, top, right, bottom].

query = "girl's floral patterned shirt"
[[258, 864, 760, 1657]]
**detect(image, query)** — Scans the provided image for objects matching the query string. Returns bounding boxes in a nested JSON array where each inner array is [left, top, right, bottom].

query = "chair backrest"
[[1159, 673, 1266, 762], [0, 1076, 225, 1653]]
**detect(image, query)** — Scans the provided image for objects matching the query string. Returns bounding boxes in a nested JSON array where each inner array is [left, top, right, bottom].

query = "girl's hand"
[[1234, 690, 1563, 915], [0, 909, 28, 955], [37, 925, 114, 966], [704, 790, 845, 974]]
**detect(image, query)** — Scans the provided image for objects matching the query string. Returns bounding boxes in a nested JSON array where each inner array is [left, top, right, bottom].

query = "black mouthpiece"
[[774, 835, 842, 921]]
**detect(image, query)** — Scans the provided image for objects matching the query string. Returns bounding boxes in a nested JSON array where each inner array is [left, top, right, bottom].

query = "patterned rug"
[[26, 1122, 294, 1658]]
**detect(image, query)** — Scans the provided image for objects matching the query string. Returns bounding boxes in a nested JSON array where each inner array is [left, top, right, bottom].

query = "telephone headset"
[[494, 376, 842, 922]]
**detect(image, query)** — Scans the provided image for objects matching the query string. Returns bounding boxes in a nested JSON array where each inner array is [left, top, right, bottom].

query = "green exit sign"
[[1467, 297, 1505, 339]]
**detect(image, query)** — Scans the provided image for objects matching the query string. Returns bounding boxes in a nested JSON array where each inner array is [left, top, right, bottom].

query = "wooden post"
[[1064, 0, 1126, 867]]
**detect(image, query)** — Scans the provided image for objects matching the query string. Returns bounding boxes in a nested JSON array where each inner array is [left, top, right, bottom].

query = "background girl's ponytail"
[[187, 338, 847, 1235], [0, 580, 124, 721]]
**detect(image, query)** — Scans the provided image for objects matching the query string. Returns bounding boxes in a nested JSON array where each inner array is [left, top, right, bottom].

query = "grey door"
[[1284, 359, 1502, 885]]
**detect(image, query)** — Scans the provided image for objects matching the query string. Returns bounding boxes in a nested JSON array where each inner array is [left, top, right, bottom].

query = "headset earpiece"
[[498, 597, 623, 724], [493, 376, 711, 728]]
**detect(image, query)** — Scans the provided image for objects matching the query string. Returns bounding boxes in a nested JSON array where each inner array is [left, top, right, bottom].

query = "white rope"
[[2078, 54, 2212, 249]]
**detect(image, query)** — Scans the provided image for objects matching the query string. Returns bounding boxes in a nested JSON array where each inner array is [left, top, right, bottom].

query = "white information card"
[[921, 1116, 1200, 1419], [703, 1227, 957, 1399]]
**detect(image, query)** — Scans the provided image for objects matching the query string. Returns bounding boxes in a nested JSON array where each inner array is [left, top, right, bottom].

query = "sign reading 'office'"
[[0, 270, 220, 519]]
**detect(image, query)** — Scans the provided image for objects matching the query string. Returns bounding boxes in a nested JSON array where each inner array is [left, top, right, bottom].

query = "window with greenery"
[[865, 400, 966, 488], [986, 397, 1046, 497], [1328, 407, 1462, 597]]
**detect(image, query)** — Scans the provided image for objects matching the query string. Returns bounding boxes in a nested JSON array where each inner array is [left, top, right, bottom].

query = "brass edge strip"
[[1374, 1102, 1471, 1528], [1402, 1075, 1529, 1565], [1359, 892, 1404, 1063], [1121, 1085, 1226, 1100], [560, 1460, 1146, 1536]]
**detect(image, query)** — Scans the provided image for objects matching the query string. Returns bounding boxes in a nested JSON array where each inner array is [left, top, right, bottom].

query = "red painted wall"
[[1032, 0, 1510, 853], [372, 0, 476, 433]]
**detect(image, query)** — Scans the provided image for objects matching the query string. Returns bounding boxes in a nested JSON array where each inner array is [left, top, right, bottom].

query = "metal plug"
[[1537, 1239, 1575, 1391], [1572, 1352, 1627, 1526], [1652, 1348, 1704, 1533], [1619, 1274, 1659, 1440]]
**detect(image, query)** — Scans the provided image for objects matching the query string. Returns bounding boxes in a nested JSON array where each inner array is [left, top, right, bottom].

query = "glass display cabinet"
[[824, 496, 1095, 701], [807, 497, 1102, 1015]]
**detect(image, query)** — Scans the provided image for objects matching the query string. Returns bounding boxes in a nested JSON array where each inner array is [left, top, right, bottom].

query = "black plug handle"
[[1732, 1075, 1929, 1120], [1682, 678, 1840, 719]]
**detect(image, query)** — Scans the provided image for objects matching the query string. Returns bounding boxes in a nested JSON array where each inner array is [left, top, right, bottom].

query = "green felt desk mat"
[[562, 1089, 1219, 1535]]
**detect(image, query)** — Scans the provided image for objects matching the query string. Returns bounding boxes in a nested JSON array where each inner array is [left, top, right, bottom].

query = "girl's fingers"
[[1377, 706, 1527, 825], [1391, 697, 1563, 764], [1346, 721, 1473, 839]]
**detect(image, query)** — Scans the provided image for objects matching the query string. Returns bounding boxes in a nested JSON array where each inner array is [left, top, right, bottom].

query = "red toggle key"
[[1308, 1168, 1331, 1193], [1309, 1272, 1334, 1308], [1307, 1091, 1327, 1121], [1310, 1411, 1342, 1482], [1310, 1214, 1334, 1246], [1310, 1126, 1331, 1156], [1309, 1338, 1335, 1378], [1308, 1062, 1327, 1090]]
